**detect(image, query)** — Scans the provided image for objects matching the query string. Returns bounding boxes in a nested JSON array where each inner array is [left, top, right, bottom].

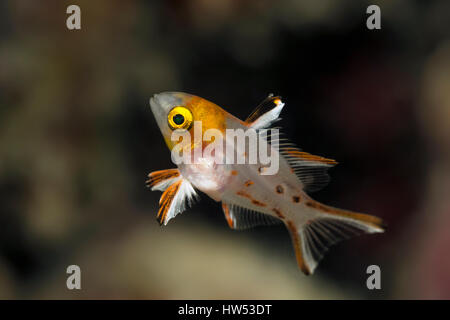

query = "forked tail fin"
[[286, 199, 385, 275]]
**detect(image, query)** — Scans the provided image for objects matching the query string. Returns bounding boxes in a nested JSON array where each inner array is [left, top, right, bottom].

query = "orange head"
[[149, 92, 230, 150]]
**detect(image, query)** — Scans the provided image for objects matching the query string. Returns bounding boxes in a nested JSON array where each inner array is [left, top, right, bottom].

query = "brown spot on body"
[[231, 170, 238, 176], [292, 195, 301, 203], [272, 208, 285, 219], [275, 185, 284, 194], [236, 190, 251, 198], [306, 200, 329, 212], [244, 180, 254, 187], [305, 201, 315, 208], [236, 190, 267, 207], [252, 200, 266, 207]]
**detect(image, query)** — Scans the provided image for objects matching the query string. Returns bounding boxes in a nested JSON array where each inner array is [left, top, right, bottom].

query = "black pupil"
[[173, 114, 185, 125]]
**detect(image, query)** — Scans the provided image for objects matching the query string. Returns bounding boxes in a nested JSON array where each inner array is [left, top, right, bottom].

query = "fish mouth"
[[149, 93, 171, 128], [149, 94, 168, 136], [150, 92, 185, 114], [149, 93, 163, 116]]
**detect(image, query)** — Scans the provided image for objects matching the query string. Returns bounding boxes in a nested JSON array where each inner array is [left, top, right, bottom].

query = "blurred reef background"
[[0, 0, 449, 299]]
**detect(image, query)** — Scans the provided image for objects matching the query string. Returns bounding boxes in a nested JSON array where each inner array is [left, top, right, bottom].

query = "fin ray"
[[148, 169, 199, 225], [260, 129, 337, 193], [279, 142, 337, 193], [221, 202, 281, 230], [245, 94, 285, 129], [146, 169, 181, 191], [287, 200, 385, 274]]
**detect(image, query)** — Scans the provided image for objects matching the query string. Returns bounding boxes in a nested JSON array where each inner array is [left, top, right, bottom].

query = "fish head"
[[150, 92, 229, 150]]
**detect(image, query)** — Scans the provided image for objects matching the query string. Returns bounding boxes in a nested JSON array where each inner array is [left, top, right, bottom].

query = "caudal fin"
[[286, 200, 385, 275]]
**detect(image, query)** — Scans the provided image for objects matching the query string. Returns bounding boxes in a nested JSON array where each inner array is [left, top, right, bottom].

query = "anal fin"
[[221, 202, 281, 230]]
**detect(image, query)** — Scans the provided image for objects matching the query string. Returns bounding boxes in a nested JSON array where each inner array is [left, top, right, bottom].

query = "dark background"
[[0, 0, 449, 299]]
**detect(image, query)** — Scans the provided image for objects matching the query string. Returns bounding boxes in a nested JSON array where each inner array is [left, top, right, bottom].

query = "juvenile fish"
[[147, 92, 385, 275]]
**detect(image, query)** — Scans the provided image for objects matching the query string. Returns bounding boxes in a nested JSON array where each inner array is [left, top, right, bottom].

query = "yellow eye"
[[167, 106, 193, 130]]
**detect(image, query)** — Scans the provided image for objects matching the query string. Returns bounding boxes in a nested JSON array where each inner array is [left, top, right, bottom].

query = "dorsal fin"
[[261, 129, 337, 193], [221, 202, 281, 230], [284, 148, 337, 193], [246, 97, 337, 193], [280, 143, 337, 193], [245, 94, 285, 129], [281, 148, 337, 166]]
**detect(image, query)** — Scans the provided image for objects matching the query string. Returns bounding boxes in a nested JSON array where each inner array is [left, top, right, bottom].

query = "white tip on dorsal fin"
[[147, 169, 199, 225], [246, 94, 285, 129]]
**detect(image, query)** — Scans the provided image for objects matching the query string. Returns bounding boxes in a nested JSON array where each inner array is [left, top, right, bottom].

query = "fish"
[[147, 92, 385, 275]]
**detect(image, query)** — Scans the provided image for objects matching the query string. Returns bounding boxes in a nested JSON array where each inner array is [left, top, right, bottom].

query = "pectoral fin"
[[147, 169, 198, 225], [146, 169, 181, 191]]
